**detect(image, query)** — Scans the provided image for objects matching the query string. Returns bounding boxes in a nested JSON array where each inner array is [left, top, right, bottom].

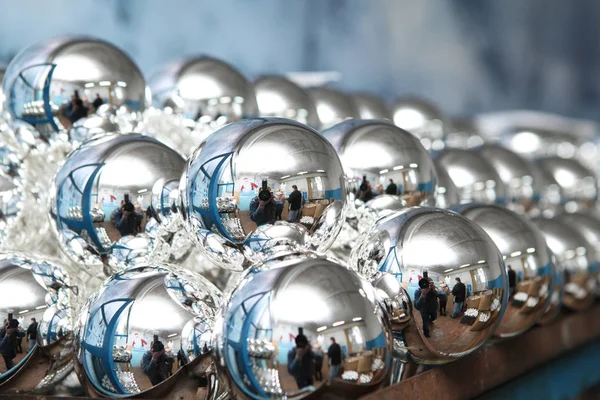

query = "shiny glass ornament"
[[306, 87, 358, 130], [432, 158, 460, 209], [49, 133, 186, 274], [536, 157, 597, 213], [501, 127, 578, 159], [434, 149, 507, 205], [3, 36, 148, 138], [74, 264, 222, 396], [532, 217, 596, 311], [254, 75, 319, 128], [390, 97, 445, 151], [181, 118, 348, 271], [453, 204, 555, 338], [475, 145, 540, 214], [217, 254, 392, 399], [350, 207, 507, 364], [350, 93, 391, 120], [147, 56, 258, 130], [68, 114, 120, 149], [0, 252, 76, 392]]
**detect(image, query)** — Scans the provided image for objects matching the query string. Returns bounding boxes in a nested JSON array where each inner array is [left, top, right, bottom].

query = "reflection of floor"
[[0, 340, 33, 374], [411, 311, 492, 357], [494, 303, 539, 336], [129, 361, 181, 392], [276, 363, 327, 394]]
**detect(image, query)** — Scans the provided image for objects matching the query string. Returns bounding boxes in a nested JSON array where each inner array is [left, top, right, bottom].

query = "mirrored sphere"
[[390, 97, 445, 151], [148, 56, 258, 129], [217, 255, 392, 399], [0, 252, 76, 389], [453, 204, 555, 338], [0, 144, 25, 246], [107, 233, 155, 272], [475, 145, 540, 214], [306, 87, 359, 130], [433, 158, 460, 209], [68, 114, 120, 149], [254, 76, 319, 129], [74, 264, 222, 396], [0, 117, 52, 155], [434, 149, 507, 205], [3, 36, 148, 138], [536, 157, 597, 212], [350, 93, 391, 120], [182, 118, 348, 271], [49, 133, 186, 273], [322, 119, 437, 207], [350, 207, 507, 364], [531, 217, 596, 311], [501, 127, 578, 159]]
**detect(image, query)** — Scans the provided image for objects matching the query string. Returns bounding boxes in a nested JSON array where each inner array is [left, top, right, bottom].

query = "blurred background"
[[0, 0, 598, 120]]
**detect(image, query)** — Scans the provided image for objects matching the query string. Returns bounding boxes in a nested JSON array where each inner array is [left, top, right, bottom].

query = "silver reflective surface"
[[181, 118, 348, 271], [350, 93, 391, 120], [501, 127, 578, 159], [75, 264, 222, 396], [445, 117, 485, 149], [148, 56, 258, 130], [322, 119, 437, 208], [434, 149, 507, 205], [476, 145, 540, 214], [433, 158, 460, 209], [217, 255, 392, 399], [306, 87, 358, 130], [3, 36, 147, 137], [536, 157, 597, 212], [350, 207, 507, 363], [0, 144, 24, 247], [0, 252, 75, 383], [454, 204, 554, 338], [390, 97, 445, 151], [68, 114, 121, 149], [254, 76, 319, 129], [49, 133, 186, 273], [532, 217, 596, 311]]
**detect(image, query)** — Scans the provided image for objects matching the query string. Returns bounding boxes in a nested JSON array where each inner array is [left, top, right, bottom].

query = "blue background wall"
[[0, 0, 598, 120]]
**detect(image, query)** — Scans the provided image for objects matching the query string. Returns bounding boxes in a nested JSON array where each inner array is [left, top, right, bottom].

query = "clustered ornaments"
[[0, 34, 597, 400]]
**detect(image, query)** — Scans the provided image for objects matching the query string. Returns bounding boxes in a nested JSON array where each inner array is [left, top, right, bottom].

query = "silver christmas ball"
[[350, 93, 391, 120], [3, 36, 148, 137], [148, 56, 257, 126], [306, 87, 358, 130], [390, 97, 445, 151], [68, 114, 120, 149], [453, 204, 555, 338], [49, 133, 185, 275], [432, 158, 460, 209], [254, 75, 319, 129], [350, 207, 507, 364], [181, 118, 348, 271], [434, 148, 507, 205], [107, 233, 155, 271], [475, 145, 540, 214], [217, 254, 392, 399], [74, 264, 222, 396], [536, 157, 597, 213], [501, 127, 577, 159], [322, 119, 437, 208], [0, 252, 76, 393], [531, 217, 596, 311]]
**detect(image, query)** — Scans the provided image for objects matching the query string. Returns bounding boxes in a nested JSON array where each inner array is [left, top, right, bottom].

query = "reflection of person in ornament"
[[287, 329, 314, 389], [249, 186, 276, 226], [414, 278, 438, 338], [142, 341, 173, 385]]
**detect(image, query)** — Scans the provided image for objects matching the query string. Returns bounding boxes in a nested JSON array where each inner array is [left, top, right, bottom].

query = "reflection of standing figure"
[[438, 283, 449, 316], [287, 185, 303, 222], [327, 337, 343, 382], [275, 191, 285, 220], [451, 277, 466, 318], [415, 278, 438, 338], [27, 318, 38, 351], [313, 344, 323, 381], [287, 331, 314, 389], [507, 265, 516, 298], [0, 319, 19, 371]]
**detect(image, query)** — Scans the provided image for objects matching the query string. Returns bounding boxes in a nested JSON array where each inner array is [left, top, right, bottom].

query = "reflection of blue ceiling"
[[0, 0, 598, 120]]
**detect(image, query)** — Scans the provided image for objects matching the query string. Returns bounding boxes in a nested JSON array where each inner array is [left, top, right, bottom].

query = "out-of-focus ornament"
[[3, 36, 148, 139], [475, 145, 540, 214], [49, 133, 186, 275], [453, 204, 555, 338], [254, 75, 319, 129], [217, 254, 392, 399], [501, 127, 577, 160], [74, 264, 222, 397], [532, 217, 596, 311], [307, 87, 358, 130], [445, 117, 485, 149], [536, 157, 597, 213], [350, 93, 391, 120], [434, 149, 507, 205], [181, 118, 347, 271], [390, 96, 445, 151], [350, 207, 507, 364], [0, 252, 76, 394], [432, 158, 460, 209]]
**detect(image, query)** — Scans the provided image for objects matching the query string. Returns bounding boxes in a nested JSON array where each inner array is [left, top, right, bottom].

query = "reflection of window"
[[471, 268, 488, 292], [308, 177, 324, 199], [351, 326, 363, 345]]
